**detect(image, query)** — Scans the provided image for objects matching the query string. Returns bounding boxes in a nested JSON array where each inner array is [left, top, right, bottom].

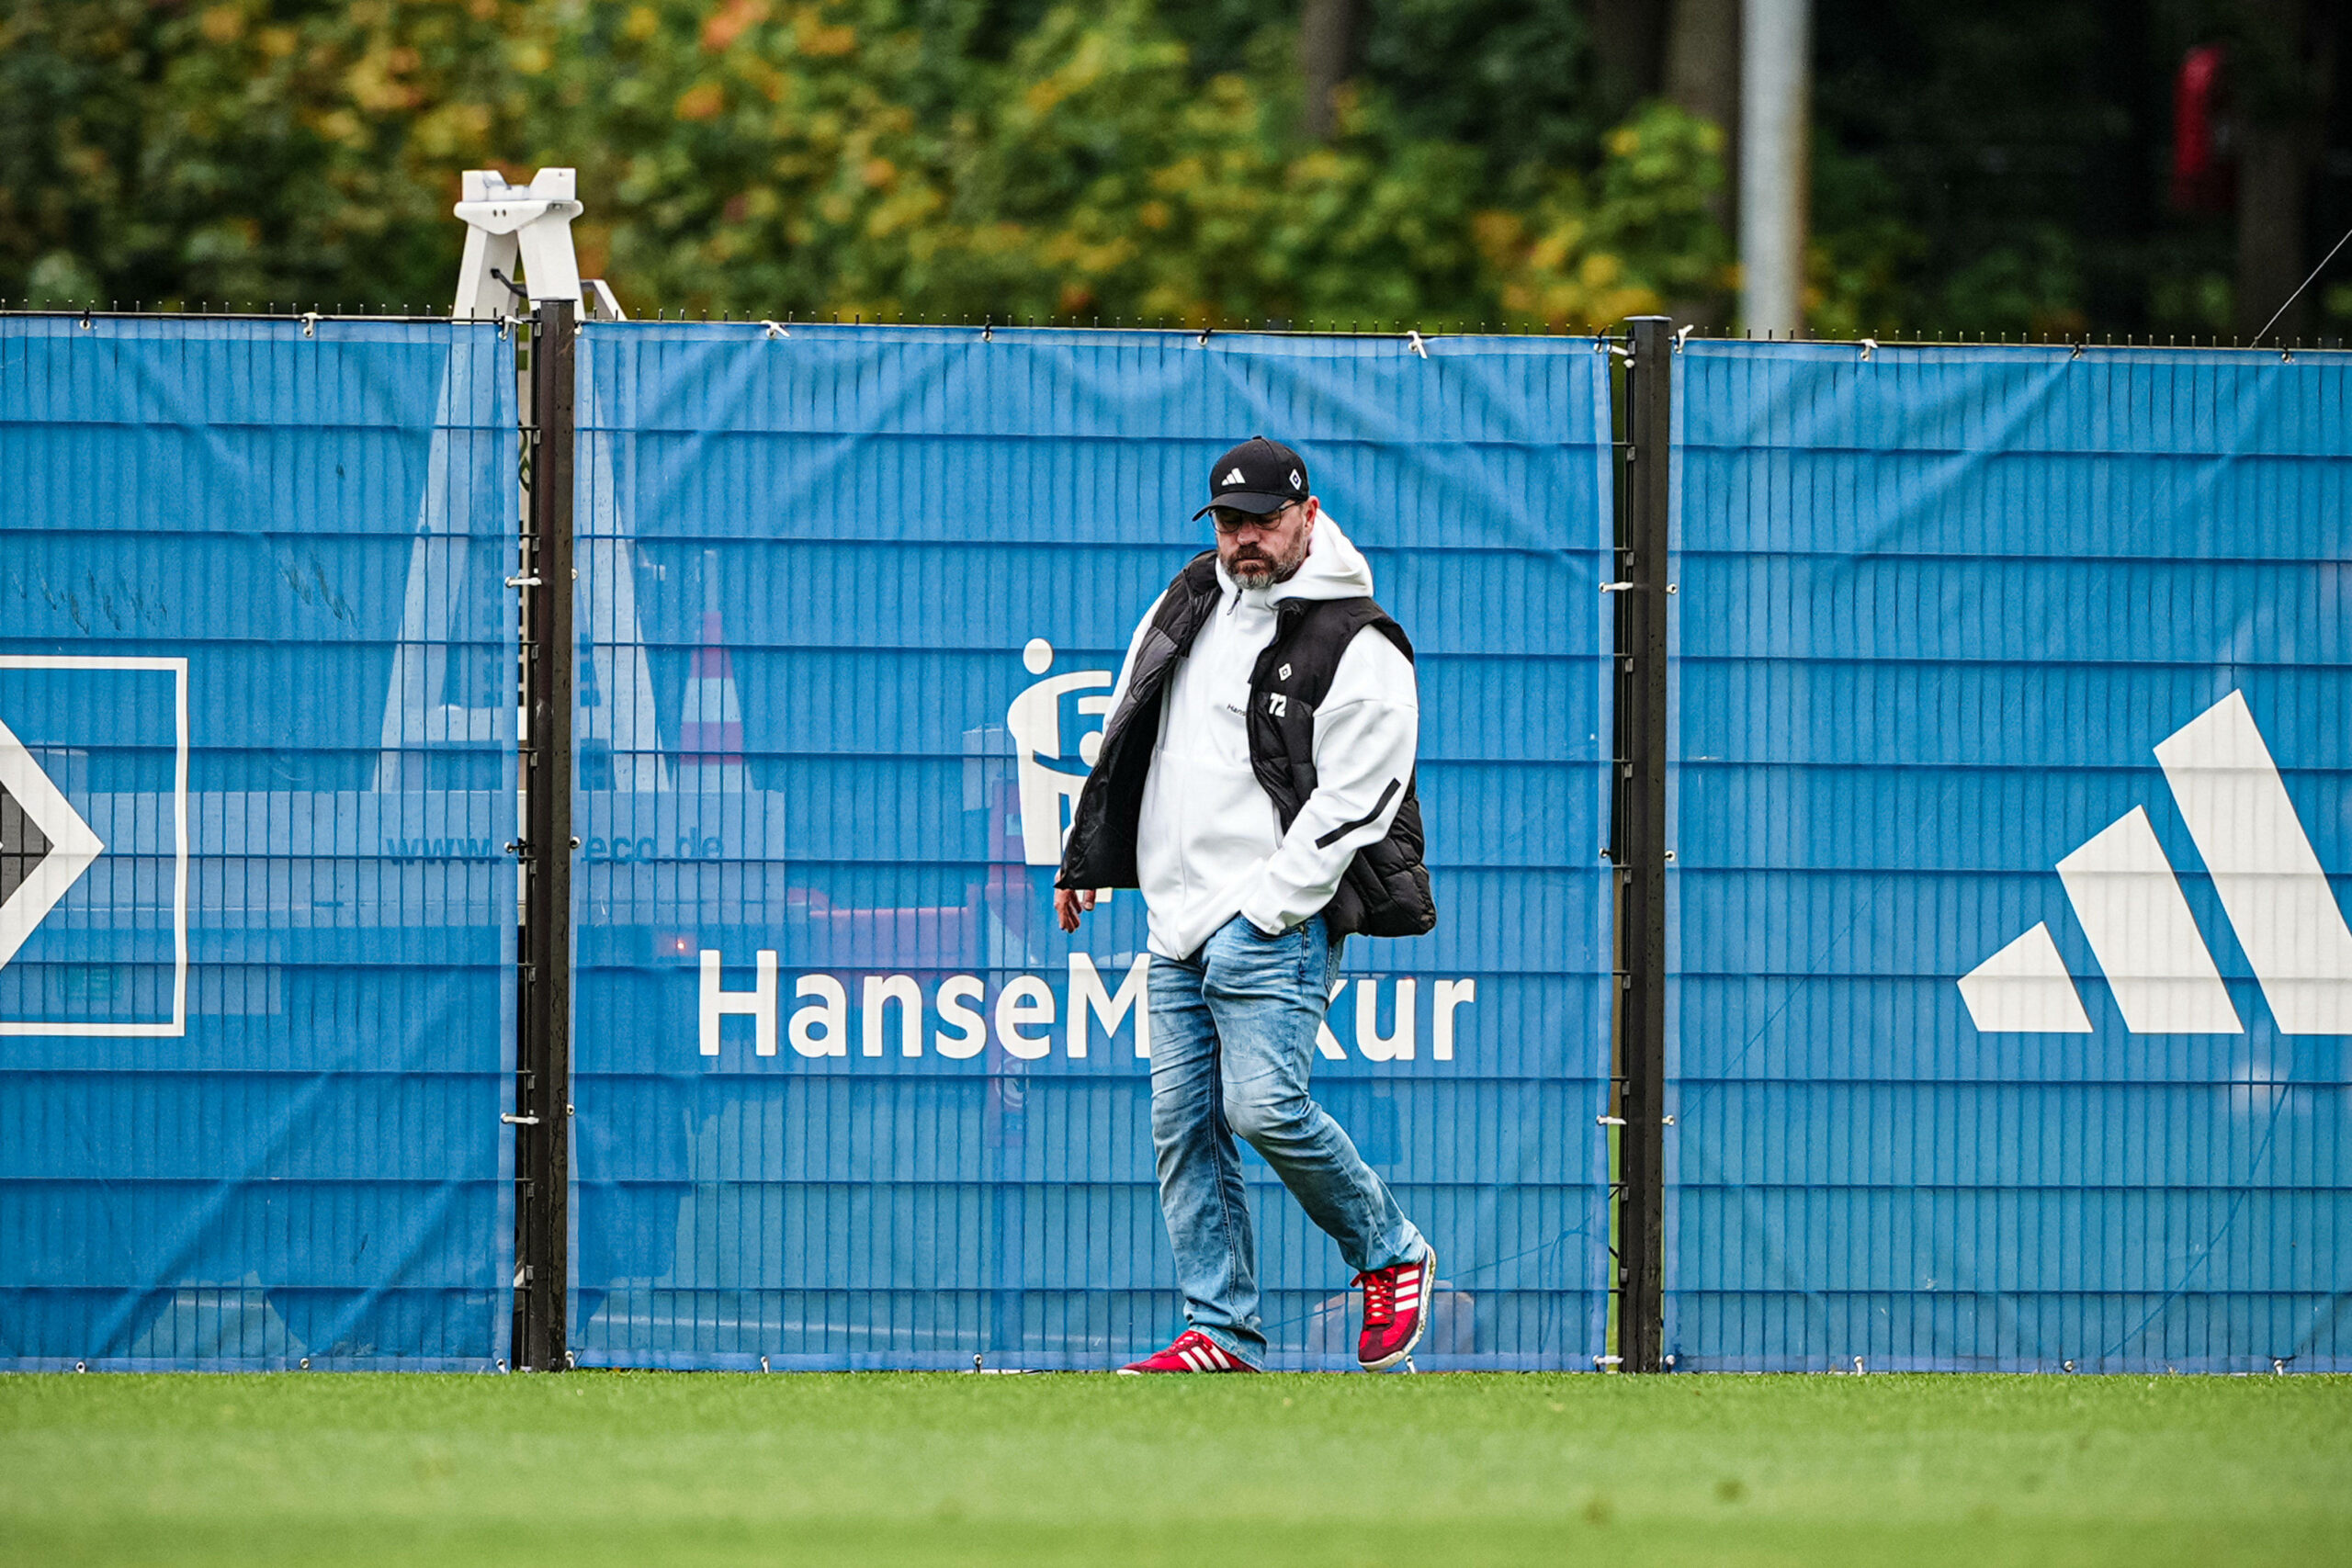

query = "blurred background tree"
[[1, 0, 2346, 337]]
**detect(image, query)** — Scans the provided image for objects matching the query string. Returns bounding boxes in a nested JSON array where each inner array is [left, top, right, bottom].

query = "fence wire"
[[563, 322, 1617, 1371], [1666, 341, 2352, 1371], [0, 316, 518, 1370]]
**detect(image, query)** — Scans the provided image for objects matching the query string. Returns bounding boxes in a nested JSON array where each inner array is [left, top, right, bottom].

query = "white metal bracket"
[[450, 167, 627, 321]]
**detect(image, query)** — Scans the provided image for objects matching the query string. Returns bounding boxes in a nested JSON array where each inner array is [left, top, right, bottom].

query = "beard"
[[1226, 532, 1306, 588], [1229, 553, 1276, 587]]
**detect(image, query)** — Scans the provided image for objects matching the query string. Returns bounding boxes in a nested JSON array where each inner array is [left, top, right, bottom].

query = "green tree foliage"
[[1355, 0, 1598, 176], [1806, 0, 2349, 339], [0, 0, 1729, 328], [1, 0, 537, 310], [1476, 103, 1730, 329]]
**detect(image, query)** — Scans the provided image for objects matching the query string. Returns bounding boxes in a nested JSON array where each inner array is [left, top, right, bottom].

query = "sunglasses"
[[1210, 501, 1300, 534]]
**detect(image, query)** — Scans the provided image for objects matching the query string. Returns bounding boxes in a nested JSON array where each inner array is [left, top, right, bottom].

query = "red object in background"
[[2172, 44, 2234, 215]]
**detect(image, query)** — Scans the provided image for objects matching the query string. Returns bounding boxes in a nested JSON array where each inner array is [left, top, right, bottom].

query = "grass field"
[[4, 1371, 2348, 1567]]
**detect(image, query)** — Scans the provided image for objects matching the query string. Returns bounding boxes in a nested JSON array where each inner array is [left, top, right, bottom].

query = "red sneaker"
[[1354, 1248, 1434, 1370], [1118, 1330, 1258, 1374]]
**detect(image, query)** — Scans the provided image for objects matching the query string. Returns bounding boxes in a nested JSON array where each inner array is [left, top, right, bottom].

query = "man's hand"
[[1055, 886, 1097, 932]]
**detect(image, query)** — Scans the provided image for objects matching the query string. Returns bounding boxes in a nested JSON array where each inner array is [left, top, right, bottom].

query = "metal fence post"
[[513, 299, 576, 1371], [1613, 315, 1672, 1371]]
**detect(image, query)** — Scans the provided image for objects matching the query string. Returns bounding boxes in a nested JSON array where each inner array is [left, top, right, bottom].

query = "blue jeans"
[[1147, 912, 1427, 1365]]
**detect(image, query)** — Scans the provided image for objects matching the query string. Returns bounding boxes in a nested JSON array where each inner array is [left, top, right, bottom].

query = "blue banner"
[[1668, 341, 2352, 1371], [568, 323, 1616, 1370], [0, 317, 517, 1370]]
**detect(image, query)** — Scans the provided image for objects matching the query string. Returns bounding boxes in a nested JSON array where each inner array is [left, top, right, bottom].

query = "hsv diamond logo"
[[1961, 690, 2352, 1035], [0, 656, 190, 1037], [0, 715, 104, 972]]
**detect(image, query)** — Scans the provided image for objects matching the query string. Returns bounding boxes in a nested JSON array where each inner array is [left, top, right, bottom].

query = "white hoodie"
[[1103, 512, 1419, 962]]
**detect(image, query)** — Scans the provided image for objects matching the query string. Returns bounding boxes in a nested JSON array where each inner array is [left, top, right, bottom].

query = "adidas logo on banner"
[[1961, 691, 2352, 1035]]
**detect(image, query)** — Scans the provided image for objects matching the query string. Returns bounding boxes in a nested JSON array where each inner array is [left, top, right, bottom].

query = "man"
[[1056, 435, 1437, 1374]]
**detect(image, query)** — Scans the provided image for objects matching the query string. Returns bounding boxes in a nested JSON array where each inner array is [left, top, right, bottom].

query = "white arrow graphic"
[[1962, 689, 2352, 1035], [0, 713, 104, 971]]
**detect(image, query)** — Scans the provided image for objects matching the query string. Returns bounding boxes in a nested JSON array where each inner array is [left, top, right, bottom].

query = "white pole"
[[1740, 0, 1810, 336]]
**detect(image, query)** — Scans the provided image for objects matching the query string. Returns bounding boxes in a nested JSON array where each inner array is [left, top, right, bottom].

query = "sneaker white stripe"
[[1177, 1346, 1204, 1371]]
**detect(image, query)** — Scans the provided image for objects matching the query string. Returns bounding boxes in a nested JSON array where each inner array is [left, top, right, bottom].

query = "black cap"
[[1192, 436, 1310, 520]]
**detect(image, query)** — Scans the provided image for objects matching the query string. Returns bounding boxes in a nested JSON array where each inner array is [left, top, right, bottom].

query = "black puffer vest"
[[1056, 551, 1437, 939]]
